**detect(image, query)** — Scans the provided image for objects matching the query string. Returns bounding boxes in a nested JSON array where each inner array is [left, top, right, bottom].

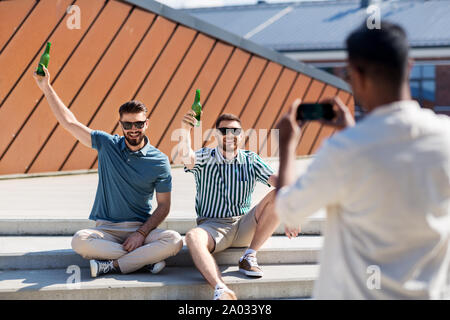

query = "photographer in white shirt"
[[275, 22, 450, 299]]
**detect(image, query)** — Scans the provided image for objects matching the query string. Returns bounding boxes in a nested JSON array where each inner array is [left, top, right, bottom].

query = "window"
[[409, 65, 436, 102], [318, 67, 335, 76]]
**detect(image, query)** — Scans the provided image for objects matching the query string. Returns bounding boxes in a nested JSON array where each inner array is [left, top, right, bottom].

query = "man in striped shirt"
[[179, 111, 279, 300]]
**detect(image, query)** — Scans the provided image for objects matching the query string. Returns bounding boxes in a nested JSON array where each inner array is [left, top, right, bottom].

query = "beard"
[[124, 131, 145, 146], [220, 137, 238, 154]]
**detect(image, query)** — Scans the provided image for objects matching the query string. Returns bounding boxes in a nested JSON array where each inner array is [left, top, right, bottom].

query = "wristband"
[[136, 229, 147, 238]]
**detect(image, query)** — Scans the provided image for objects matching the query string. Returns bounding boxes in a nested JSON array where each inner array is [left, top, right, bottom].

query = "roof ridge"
[[183, 0, 442, 11], [184, 0, 361, 12]]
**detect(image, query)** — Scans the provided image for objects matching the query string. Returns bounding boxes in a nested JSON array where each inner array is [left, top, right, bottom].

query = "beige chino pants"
[[71, 220, 183, 274]]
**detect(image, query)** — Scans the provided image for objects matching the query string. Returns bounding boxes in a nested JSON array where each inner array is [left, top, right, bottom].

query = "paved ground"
[[0, 157, 316, 220]]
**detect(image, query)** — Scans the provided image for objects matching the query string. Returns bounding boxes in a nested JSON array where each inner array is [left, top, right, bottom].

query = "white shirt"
[[276, 100, 450, 299]]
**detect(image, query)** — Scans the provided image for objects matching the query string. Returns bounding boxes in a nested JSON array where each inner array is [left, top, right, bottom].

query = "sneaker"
[[146, 261, 166, 274], [90, 259, 116, 278], [213, 285, 237, 300], [238, 253, 263, 277]]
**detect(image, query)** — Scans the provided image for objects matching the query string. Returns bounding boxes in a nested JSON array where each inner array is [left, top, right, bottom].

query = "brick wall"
[[436, 64, 450, 107]]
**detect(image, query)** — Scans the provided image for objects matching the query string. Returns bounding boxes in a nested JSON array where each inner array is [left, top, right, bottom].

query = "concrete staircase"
[[0, 158, 324, 300]]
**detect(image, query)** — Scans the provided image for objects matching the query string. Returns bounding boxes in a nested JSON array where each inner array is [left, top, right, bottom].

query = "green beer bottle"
[[191, 89, 202, 127], [36, 42, 51, 76]]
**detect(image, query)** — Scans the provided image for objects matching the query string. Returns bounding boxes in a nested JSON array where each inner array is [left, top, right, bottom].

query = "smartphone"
[[296, 103, 336, 121]]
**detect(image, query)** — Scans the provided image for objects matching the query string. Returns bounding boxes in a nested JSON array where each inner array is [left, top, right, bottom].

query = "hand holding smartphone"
[[296, 103, 336, 121], [295, 98, 355, 129]]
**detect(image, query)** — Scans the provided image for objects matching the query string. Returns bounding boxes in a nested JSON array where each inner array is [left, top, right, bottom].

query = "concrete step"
[[0, 264, 318, 300], [0, 235, 323, 270], [0, 215, 325, 236], [0, 157, 321, 236]]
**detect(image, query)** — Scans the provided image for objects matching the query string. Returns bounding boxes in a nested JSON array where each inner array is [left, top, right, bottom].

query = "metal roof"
[[184, 0, 450, 52], [125, 0, 350, 90]]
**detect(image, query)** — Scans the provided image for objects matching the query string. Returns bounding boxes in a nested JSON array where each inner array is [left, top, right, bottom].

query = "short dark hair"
[[346, 21, 409, 87], [215, 113, 242, 128], [119, 100, 148, 118]]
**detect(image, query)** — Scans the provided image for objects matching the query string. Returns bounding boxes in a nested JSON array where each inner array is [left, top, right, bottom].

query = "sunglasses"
[[217, 127, 242, 136], [120, 120, 146, 130]]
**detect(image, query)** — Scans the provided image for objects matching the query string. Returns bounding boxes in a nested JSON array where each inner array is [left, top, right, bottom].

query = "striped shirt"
[[184, 146, 274, 218]]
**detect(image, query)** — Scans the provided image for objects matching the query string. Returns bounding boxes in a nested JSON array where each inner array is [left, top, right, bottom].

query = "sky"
[[154, 0, 327, 9]]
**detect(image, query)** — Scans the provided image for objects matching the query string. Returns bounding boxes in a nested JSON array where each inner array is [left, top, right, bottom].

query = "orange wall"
[[0, 0, 353, 175]]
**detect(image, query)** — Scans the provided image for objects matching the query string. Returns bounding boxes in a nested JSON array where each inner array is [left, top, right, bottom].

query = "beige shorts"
[[196, 206, 258, 254]]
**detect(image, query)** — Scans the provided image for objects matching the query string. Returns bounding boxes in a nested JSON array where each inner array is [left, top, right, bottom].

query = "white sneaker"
[[90, 259, 116, 278], [147, 261, 166, 274], [213, 285, 237, 300]]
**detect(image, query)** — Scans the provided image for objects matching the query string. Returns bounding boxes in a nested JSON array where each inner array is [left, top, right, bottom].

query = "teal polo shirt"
[[89, 130, 172, 223]]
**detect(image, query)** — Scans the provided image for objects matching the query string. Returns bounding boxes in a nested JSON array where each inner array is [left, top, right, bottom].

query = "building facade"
[[186, 0, 450, 118]]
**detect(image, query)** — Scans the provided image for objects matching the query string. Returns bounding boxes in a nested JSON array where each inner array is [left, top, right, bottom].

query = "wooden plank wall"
[[0, 0, 354, 175]]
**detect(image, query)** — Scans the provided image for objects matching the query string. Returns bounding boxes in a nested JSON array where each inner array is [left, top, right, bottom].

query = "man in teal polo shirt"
[[33, 65, 182, 278]]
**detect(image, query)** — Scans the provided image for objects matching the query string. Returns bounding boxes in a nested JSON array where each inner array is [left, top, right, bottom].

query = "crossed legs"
[[71, 225, 183, 274]]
